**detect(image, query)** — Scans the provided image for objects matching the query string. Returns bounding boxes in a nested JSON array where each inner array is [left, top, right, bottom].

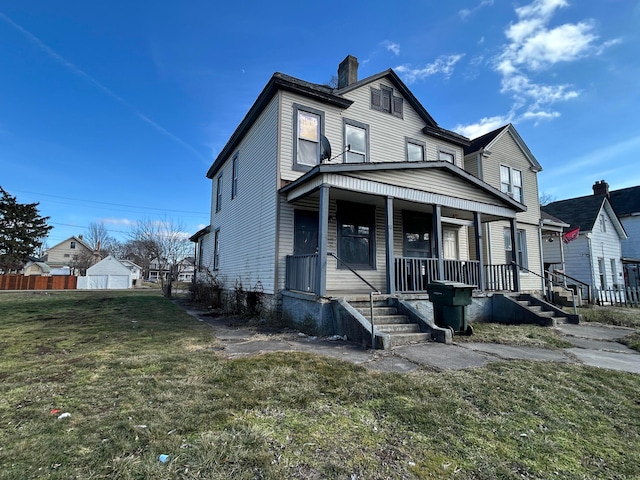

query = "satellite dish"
[[320, 135, 332, 162]]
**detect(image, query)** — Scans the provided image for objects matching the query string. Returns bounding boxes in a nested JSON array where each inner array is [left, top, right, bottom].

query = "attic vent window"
[[370, 85, 403, 118]]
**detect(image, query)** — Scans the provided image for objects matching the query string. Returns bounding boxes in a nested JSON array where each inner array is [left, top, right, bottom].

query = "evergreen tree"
[[0, 187, 53, 272]]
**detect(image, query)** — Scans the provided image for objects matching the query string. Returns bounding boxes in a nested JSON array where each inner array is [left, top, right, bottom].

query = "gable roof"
[[47, 235, 93, 252], [336, 69, 470, 148], [464, 124, 542, 172], [542, 195, 627, 238], [609, 185, 640, 217], [206, 65, 470, 179]]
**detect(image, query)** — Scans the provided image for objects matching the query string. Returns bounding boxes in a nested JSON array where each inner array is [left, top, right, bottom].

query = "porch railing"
[[484, 264, 515, 292], [394, 257, 480, 293], [285, 254, 317, 293]]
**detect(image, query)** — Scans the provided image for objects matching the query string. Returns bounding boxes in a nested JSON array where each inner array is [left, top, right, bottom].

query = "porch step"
[[516, 295, 572, 325], [347, 298, 432, 347]]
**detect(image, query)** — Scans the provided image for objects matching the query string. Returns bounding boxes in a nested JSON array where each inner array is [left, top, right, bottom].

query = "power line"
[[7, 187, 209, 215]]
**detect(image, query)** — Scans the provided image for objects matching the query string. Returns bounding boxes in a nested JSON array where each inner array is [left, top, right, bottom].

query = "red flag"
[[563, 227, 580, 244]]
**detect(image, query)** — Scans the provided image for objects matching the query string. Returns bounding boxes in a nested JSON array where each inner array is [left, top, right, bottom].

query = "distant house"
[[542, 185, 627, 298], [147, 257, 195, 283], [119, 259, 143, 284], [44, 235, 99, 274], [77, 255, 132, 289], [603, 181, 640, 288]]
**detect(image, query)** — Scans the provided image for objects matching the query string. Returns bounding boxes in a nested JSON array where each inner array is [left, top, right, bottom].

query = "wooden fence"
[[0, 275, 77, 291], [597, 287, 640, 307]]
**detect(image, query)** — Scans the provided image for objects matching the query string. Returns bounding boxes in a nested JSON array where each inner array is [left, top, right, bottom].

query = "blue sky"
[[1, 0, 639, 247]]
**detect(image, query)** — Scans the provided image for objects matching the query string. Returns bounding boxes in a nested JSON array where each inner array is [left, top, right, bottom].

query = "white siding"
[[209, 95, 280, 294], [587, 206, 624, 289], [563, 236, 594, 287]]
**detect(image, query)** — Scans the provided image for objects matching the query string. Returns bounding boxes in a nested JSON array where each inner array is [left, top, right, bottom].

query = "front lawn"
[[1, 291, 640, 479]]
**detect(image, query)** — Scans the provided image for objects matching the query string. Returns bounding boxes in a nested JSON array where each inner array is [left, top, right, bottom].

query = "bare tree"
[[129, 218, 192, 297], [85, 221, 119, 256], [539, 192, 557, 206]]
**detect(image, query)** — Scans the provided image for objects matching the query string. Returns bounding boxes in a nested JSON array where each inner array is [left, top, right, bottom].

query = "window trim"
[[406, 137, 426, 162], [213, 229, 220, 270], [500, 164, 524, 203], [343, 118, 370, 163], [231, 153, 238, 199], [293, 103, 324, 171], [337, 201, 376, 270], [215, 174, 223, 212], [370, 84, 403, 118], [504, 227, 528, 270], [437, 148, 456, 164]]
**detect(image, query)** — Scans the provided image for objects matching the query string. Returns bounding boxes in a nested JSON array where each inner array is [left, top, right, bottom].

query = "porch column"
[[509, 217, 521, 292], [433, 204, 444, 280], [473, 212, 486, 291], [385, 196, 395, 294], [317, 185, 329, 296]]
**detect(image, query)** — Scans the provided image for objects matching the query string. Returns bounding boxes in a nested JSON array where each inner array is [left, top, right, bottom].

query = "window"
[[231, 154, 238, 199], [403, 212, 431, 257], [70, 241, 76, 249], [438, 150, 455, 164], [294, 104, 324, 168], [213, 229, 220, 270], [337, 202, 375, 268], [600, 214, 607, 232], [598, 257, 606, 289], [500, 165, 523, 203], [504, 228, 527, 269], [64, 254, 70, 258], [344, 119, 369, 163], [294, 210, 319, 255], [216, 174, 223, 212], [611, 258, 618, 288], [406, 139, 425, 162], [371, 85, 403, 118]]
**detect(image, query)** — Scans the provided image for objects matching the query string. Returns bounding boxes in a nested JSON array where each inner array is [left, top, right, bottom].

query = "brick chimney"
[[337, 55, 358, 89], [593, 180, 610, 198]]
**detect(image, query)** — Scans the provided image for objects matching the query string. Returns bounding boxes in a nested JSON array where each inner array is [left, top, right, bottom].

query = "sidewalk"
[[183, 304, 640, 375]]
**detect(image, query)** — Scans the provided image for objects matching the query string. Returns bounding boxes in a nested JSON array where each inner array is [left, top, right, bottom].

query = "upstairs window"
[[500, 165, 523, 203], [406, 139, 425, 162], [294, 104, 324, 168], [231, 154, 238, 199], [70, 241, 76, 249], [370, 85, 403, 118], [216, 174, 223, 212], [344, 119, 369, 163], [600, 214, 607, 232], [438, 150, 455, 164]]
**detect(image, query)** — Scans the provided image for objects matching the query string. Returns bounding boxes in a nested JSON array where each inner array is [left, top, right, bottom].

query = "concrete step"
[[356, 306, 397, 316], [365, 314, 409, 324], [388, 332, 432, 347], [377, 323, 422, 334]]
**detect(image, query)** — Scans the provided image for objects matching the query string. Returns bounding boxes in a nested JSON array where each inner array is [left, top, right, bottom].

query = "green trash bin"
[[426, 281, 475, 335]]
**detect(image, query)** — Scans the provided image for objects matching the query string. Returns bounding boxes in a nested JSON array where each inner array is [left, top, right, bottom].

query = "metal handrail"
[[512, 261, 577, 314], [548, 270, 591, 302], [328, 252, 381, 349]]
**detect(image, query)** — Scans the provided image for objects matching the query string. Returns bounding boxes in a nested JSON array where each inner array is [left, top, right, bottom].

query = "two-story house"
[[542, 183, 627, 300], [44, 235, 98, 274], [463, 124, 544, 292], [194, 56, 557, 342]]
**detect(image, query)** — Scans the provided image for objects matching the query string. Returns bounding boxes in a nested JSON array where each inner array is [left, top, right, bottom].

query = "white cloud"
[[102, 218, 137, 226], [460, 0, 618, 135], [454, 114, 513, 139], [382, 41, 400, 56], [459, 0, 494, 20], [395, 54, 465, 84]]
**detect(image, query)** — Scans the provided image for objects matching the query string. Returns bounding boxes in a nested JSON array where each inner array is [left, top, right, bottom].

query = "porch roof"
[[280, 161, 526, 220]]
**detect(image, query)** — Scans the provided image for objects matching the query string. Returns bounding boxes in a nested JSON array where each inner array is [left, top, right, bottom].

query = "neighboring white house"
[[77, 255, 132, 290], [119, 259, 143, 284], [542, 189, 627, 299], [192, 55, 553, 332]]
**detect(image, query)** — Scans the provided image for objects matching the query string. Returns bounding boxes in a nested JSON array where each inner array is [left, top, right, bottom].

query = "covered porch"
[[280, 162, 526, 297]]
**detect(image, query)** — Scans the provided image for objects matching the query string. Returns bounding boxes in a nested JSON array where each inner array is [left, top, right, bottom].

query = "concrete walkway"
[[183, 305, 640, 375]]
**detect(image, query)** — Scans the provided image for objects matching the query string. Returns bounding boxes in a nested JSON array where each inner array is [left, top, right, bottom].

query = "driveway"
[[182, 304, 640, 375]]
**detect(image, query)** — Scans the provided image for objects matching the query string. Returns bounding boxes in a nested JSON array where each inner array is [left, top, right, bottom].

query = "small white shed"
[[78, 255, 132, 290]]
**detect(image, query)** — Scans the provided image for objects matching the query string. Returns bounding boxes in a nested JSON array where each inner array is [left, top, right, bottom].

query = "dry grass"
[[1, 291, 640, 479]]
